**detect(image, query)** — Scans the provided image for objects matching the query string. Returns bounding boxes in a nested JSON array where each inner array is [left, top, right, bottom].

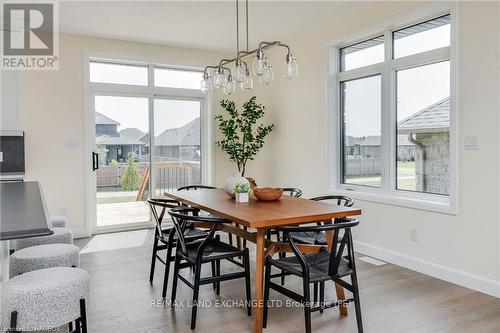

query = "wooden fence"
[[97, 161, 201, 199]]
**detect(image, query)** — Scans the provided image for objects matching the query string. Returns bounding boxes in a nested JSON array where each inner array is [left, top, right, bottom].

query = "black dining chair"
[[177, 184, 217, 191], [263, 219, 363, 333], [289, 195, 354, 245], [266, 187, 303, 240], [147, 198, 208, 298], [282, 187, 303, 198], [277, 195, 355, 297], [177, 184, 238, 245], [168, 206, 252, 329], [265, 187, 303, 285]]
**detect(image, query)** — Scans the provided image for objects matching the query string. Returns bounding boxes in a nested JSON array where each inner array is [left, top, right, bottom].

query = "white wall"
[[1, 71, 22, 132], [214, 1, 500, 294], [20, 33, 226, 235], [16, 1, 500, 296]]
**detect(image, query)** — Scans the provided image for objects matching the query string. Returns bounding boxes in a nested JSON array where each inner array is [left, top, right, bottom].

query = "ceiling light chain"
[[201, 0, 298, 95]]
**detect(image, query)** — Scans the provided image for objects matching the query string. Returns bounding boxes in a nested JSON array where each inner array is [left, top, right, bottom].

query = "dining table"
[[163, 188, 362, 333], [0, 181, 53, 283]]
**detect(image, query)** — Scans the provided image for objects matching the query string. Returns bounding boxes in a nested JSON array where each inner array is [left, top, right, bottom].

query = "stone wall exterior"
[[415, 132, 450, 195]]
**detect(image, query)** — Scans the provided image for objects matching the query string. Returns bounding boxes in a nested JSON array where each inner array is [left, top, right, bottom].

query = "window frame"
[[327, 3, 459, 214], [83, 53, 215, 235]]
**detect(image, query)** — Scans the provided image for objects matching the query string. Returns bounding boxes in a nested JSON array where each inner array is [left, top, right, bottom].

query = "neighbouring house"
[[398, 97, 450, 195], [95, 112, 147, 164], [95, 112, 201, 165], [150, 118, 201, 162], [345, 135, 415, 160], [344, 135, 415, 178]]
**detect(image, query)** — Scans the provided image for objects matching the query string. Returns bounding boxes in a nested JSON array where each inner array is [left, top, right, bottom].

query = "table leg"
[[1, 240, 10, 284], [254, 229, 265, 333], [325, 223, 348, 316]]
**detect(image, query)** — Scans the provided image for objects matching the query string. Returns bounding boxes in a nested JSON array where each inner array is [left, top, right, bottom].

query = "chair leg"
[[319, 282, 325, 314], [216, 259, 221, 296], [149, 234, 159, 284], [244, 248, 252, 316], [76, 319, 81, 333], [351, 274, 364, 333], [280, 233, 287, 286], [211, 261, 217, 291], [313, 282, 318, 305], [303, 280, 312, 333], [161, 241, 173, 299], [79, 299, 88, 333], [9, 311, 18, 333], [191, 262, 202, 329], [69, 321, 73, 332], [170, 255, 181, 307], [243, 226, 248, 248], [263, 258, 271, 328]]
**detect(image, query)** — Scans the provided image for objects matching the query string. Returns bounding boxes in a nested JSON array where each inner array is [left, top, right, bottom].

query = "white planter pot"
[[224, 172, 249, 198], [235, 192, 249, 203]]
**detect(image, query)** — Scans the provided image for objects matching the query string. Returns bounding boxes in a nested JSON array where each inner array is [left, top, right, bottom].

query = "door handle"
[[92, 152, 99, 171]]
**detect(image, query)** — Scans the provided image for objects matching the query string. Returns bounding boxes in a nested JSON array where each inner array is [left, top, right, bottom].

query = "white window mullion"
[[382, 29, 393, 195]]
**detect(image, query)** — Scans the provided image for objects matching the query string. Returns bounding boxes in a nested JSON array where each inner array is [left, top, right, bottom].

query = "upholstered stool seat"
[[1, 267, 90, 332], [15, 227, 73, 250], [50, 215, 68, 228], [10, 243, 80, 278]]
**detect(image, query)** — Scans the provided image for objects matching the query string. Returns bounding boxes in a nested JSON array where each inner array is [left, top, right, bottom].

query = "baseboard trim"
[[72, 229, 91, 239], [354, 241, 500, 298]]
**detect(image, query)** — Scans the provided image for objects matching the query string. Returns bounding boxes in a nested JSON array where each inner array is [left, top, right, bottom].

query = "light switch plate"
[[464, 136, 479, 150], [64, 140, 79, 150]]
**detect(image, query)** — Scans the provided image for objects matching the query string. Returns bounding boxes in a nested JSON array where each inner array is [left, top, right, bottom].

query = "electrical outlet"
[[410, 227, 419, 242], [464, 136, 479, 150]]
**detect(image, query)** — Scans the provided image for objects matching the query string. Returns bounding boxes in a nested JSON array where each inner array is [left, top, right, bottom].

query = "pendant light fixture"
[[201, 0, 298, 94]]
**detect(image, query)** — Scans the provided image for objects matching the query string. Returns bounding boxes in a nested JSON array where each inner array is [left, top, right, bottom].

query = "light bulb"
[[233, 59, 246, 83], [259, 64, 274, 85], [252, 50, 268, 76], [223, 75, 235, 95], [214, 67, 226, 88], [201, 76, 213, 93], [283, 54, 298, 79], [241, 70, 253, 90]]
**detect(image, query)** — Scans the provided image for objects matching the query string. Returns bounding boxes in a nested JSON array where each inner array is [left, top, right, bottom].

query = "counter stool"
[[10, 243, 80, 278], [15, 227, 73, 250], [1, 267, 90, 332], [50, 215, 68, 228]]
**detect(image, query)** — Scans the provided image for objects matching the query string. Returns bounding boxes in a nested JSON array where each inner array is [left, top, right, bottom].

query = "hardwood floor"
[[75, 230, 500, 332]]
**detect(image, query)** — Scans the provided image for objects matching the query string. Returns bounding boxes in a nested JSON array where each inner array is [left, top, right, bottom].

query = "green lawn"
[[346, 161, 416, 190]]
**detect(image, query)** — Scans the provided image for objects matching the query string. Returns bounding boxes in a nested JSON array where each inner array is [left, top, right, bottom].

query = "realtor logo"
[[1, 2, 58, 70]]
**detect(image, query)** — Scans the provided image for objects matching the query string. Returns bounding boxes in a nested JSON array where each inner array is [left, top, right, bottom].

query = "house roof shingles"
[[95, 112, 120, 126], [152, 118, 200, 147], [397, 97, 450, 134]]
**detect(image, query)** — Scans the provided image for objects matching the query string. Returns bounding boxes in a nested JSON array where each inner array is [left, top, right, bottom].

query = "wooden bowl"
[[253, 187, 283, 201]]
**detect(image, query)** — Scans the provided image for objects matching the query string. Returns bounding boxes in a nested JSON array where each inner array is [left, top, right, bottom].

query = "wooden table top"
[[163, 188, 361, 228]]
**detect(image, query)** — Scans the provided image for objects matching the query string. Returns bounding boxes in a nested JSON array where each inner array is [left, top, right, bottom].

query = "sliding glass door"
[[87, 58, 209, 233], [94, 95, 150, 229], [152, 98, 202, 196]]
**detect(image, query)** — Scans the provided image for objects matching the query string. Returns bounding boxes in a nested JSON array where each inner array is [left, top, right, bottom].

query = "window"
[[396, 61, 450, 195], [87, 57, 211, 232], [90, 61, 148, 85], [341, 75, 382, 187], [330, 6, 456, 212], [154, 68, 203, 90], [340, 36, 384, 71], [393, 15, 450, 59]]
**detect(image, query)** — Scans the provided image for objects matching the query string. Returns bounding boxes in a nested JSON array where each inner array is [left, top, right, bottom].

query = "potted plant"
[[233, 183, 251, 203], [215, 96, 274, 197]]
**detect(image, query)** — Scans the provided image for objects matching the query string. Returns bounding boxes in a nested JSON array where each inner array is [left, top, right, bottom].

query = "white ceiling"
[[59, 1, 366, 52]]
